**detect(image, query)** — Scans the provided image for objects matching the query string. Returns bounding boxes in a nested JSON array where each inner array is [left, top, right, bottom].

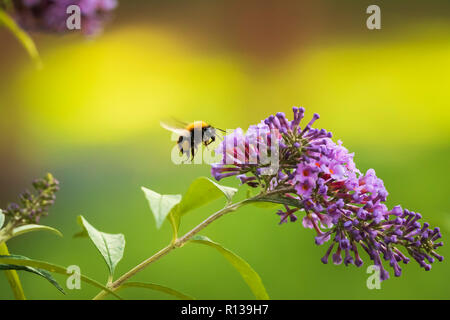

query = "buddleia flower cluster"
[[8, 0, 117, 35], [211, 107, 444, 280], [2, 173, 59, 226]]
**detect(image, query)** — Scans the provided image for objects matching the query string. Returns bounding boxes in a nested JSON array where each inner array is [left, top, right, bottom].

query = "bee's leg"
[[179, 147, 189, 164], [191, 146, 197, 161], [184, 149, 191, 163], [179, 147, 185, 164], [204, 136, 215, 147]]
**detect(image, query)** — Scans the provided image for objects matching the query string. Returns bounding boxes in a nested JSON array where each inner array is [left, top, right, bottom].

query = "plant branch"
[[0, 241, 26, 300], [0, 221, 14, 245], [92, 187, 294, 300]]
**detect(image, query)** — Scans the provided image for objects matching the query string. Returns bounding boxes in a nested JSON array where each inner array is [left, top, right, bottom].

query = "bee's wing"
[[170, 117, 190, 127], [160, 121, 190, 136]]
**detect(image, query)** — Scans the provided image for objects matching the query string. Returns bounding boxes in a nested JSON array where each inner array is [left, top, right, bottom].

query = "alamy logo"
[[66, 5, 81, 30], [366, 5, 381, 30], [366, 265, 381, 289], [66, 265, 81, 290]]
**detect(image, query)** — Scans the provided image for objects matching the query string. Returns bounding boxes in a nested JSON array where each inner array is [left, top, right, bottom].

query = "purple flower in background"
[[2, 173, 59, 225], [10, 0, 117, 35], [211, 107, 444, 280]]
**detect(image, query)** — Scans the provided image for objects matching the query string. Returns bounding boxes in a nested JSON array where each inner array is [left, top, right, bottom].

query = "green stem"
[[0, 242, 26, 300], [0, 221, 14, 246], [0, 8, 42, 68], [92, 187, 293, 300]]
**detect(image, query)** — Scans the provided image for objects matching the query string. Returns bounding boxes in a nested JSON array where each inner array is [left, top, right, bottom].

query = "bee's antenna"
[[215, 127, 226, 133]]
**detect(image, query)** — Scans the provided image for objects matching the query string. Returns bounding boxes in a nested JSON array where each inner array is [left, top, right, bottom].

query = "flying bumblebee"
[[160, 119, 225, 160]]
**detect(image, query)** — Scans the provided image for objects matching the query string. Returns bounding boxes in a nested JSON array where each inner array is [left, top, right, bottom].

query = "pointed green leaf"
[[0, 209, 4, 229], [141, 187, 182, 229], [252, 193, 304, 209], [77, 215, 125, 277], [0, 255, 123, 300], [168, 177, 238, 239], [0, 254, 65, 294], [191, 235, 269, 300], [246, 190, 280, 208], [11, 224, 63, 239], [118, 282, 195, 300], [177, 177, 237, 215], [73, 229, 88, 238], [251, 202, 280, 208]]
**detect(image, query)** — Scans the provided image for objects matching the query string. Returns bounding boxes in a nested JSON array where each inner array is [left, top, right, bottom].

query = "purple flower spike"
[[3, 174, 59, 225], [210, 107, 444, 280]]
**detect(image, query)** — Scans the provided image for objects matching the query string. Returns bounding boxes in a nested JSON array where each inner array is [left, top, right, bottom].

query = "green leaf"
[[251, 201, 280, 208], [72, 229, 88, 238], [191, 235, 269, 300], [0, 8, 42, 68], [0, 209, 4, 229], [11, 224, 63, 239], [169, 177, 238, 238], [118, 282, 195, 300], [0, 242, 26, 300], [246, 190, 280, 209], [177, 177, 237, 215], [252, 193, 304, 209], [0, 254, 65, 294], [77, 215, 125, 277], [0, 255, 123, 300], [141, 187, 182, 229]]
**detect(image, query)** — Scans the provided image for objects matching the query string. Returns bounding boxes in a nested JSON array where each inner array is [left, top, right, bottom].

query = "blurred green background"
[[0, 0, 449, 299]]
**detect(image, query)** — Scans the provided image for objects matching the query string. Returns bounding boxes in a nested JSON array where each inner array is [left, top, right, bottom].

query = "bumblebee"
[[160, 120, 225, 160]]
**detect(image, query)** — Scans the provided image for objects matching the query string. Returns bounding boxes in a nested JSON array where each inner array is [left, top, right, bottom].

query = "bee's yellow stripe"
[[185, 121, 209, 131]]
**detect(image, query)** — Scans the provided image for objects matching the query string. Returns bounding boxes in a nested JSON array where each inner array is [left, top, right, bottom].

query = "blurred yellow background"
[[0, 0, 449, 299]]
